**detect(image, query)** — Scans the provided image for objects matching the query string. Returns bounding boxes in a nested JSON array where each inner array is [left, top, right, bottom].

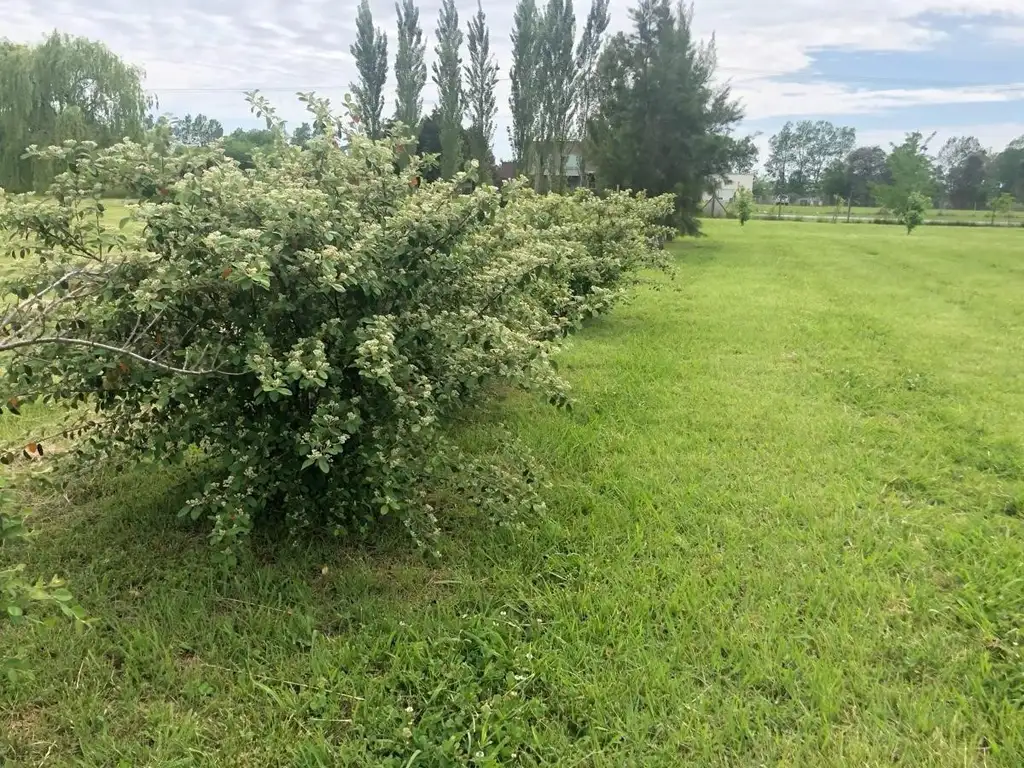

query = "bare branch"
[[0, 269, 85, 330], [0, 337, 244, 377], [130, 306, 168, 346]]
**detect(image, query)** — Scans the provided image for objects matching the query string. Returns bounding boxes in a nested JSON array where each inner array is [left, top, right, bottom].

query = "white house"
[[529, 141, 596, 189], [702, 173, 754, 217]]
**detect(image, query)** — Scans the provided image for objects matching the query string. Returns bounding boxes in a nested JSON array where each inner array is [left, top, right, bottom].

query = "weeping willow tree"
[[0, 33, 149, 192]]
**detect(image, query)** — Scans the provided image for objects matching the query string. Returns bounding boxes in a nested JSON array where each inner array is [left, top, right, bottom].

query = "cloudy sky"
[[4, 0, 1024, 164]]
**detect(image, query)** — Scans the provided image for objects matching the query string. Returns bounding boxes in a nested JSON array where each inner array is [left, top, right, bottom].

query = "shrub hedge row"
[[0, 97, 674, 559]]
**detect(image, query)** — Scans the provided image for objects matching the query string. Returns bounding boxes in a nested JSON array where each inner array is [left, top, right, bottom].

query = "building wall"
[[529, 143, 593, 179], [715, 173, 754, 204], [701, 173, 754, 217]]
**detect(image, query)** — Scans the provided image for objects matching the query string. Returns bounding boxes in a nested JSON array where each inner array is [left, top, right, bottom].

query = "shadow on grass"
[[23, 460, 471, 609], [11, 401, 567, 634], [669, 234, 725, 265]]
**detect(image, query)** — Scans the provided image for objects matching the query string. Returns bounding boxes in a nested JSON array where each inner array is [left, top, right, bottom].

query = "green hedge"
[[0, 95, 674, 559]]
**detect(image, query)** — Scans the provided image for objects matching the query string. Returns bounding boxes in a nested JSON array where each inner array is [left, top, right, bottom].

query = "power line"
[[144, 71, 1024, 94], [145, 76, 513, 93]]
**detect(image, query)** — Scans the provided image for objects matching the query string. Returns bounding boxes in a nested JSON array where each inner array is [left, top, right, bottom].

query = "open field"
[[2, 220, 1024, 765]]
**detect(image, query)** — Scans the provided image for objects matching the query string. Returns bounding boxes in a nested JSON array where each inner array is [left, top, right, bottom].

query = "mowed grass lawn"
[[2, 220, 1023, 766]]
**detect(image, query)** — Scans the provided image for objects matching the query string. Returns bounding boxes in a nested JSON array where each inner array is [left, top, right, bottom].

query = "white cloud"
[[986, 26, 1024, 43], [737, 82, 1024, 121], [3, 0, 1024, 157]]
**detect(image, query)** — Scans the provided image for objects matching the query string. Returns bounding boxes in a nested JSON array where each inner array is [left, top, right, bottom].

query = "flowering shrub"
[[0, 95, 673, 559]]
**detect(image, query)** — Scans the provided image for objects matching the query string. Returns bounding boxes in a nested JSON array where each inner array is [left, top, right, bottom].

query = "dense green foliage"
[[765, 120, 857, 198], [221, 127, 277, 169], [820, 145, 891, 207], [0, 33, 148, 192], [290, 122, 313, 148], [414, 109, 479, 184], [4, 5, 766, 210], [992, 136, 1024, 201], [0, 96, 672, 560], [934, 135, 1024, 211], [769, 123, 1022, 212], [588, 0, 754, 234], [936, 136, 990, 210]]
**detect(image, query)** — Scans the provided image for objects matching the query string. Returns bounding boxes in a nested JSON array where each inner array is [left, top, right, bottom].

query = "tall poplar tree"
[[574, 0, 609, 186], [538, 0, 576, 190], [349, 0, 389, 139], [508, 0, 540, 175], [394, 0, 427, 132], [465, 0, 498, 175], [432, 0, 464, 178]]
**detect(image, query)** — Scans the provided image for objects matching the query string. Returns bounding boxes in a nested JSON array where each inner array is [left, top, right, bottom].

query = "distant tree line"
[[760, 119, 1024, 214]]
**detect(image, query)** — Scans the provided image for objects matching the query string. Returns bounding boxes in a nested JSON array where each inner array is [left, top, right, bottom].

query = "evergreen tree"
[[394, 0, 427, 133], [415, 110, 444, 182], [465, 0, 498, 176], [509, 0, 541, 174], [414, 108, 478, 182], [349, 0, 389, 139], [432, 0, 464, 178], [588, 0, 752, 233]]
